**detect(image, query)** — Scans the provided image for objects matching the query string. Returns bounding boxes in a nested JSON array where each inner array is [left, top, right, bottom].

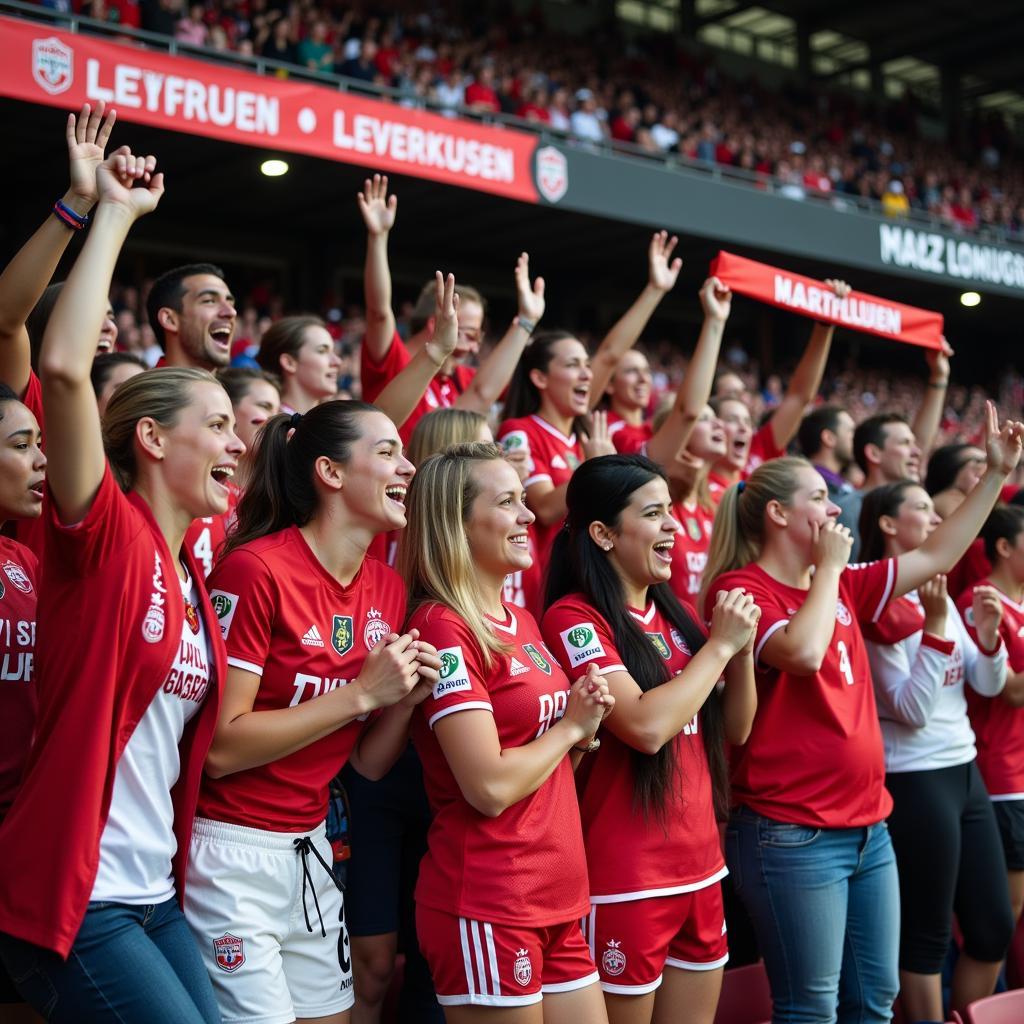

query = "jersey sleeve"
[[415, 609, 496, 730], [359, 329, 409, 404], [843, 559, 897, 626], [748, 422, 785, 467], [541, 600, 626, 680], [206, 548, 277, 676]]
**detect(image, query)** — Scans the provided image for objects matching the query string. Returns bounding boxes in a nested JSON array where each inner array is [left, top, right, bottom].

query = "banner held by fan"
[[709, 251, 944, 351]]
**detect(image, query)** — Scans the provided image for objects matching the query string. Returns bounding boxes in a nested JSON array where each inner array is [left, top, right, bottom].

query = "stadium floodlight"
[[260, 159, 289, 177], [959, 291, 981, 307]]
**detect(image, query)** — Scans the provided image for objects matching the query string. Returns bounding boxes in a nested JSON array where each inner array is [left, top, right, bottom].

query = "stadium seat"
[[962, 989, 1024, 1023], [714, 961, 772, 1024]]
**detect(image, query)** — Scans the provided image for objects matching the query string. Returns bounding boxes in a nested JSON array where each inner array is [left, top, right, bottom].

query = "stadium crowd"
[[48, 0, 1024, 242], [3, 99, 1024, 1024]]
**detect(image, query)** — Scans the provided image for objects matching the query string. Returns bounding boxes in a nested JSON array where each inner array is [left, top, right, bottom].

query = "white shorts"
[[184, 817, 354, 1024]]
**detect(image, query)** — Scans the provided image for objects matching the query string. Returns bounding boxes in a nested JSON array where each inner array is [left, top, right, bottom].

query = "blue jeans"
[[726, 808, 900, 1024], [0, 898, 222, 1023]]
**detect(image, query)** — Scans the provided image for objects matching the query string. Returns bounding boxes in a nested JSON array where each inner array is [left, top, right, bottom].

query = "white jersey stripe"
[[458, 917, 476, 997], [483, 922, 501, 996], [470, 920, 489, 999]]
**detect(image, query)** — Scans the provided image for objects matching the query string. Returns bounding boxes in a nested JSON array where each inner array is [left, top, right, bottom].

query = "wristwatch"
[[573, 737, 601, 754]]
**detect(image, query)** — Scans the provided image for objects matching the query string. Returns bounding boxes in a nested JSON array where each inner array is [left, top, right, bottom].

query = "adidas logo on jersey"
[[302, 624, 325, 648], [510, 657, 530, 677]]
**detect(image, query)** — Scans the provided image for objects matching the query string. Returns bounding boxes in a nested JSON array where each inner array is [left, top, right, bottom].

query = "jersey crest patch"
[[559, 623, 605, 668], [523, 643, 552, 674], [686, 517, 702, 542], [602, 939, 626, 977], [364, 607, 391, 650], [332, 615, 354, 656], [432, 646, 472, 698], [1, 561, 32, 594], [835, 600, 852, 626], [565, 452, 580, 471], [209, 590, 239, 639], [670, 628, 691, 655], [646, 631, 671, 659], [514, 948, 533, 986], [142, 552, 167, 644], [213, 933, 245, 972]]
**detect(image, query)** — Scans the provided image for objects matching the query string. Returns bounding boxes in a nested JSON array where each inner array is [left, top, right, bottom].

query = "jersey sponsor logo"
[[670, 628, 691, 655], [560, 623, 605, 667], [213, 933, 245, 972], [509, 656, 530, 677], [209, 589, 239, 639], [364, 607, 391, 650], [523, 643, 552, 674], [332, 615, 354, 656], [432, 646, 472, 698], [302, 624, 325, 648], [1, 562, 31, 595], [602, 939, 626, 977], [835, 600, 852, 626], [646, 631, 671, 659], [501, 430, 529, 452], [513, 949, 533, 987], [142, 553, 167, 644]]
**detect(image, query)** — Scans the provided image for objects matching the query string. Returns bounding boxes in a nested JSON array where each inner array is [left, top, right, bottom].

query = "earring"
[[603, 543, 612, 551]]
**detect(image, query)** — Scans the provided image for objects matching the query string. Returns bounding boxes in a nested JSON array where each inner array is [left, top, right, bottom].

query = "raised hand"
[[582, 409, 616, 460], [825, 278, 851, 301], [426, 271, 460, 366], [709, 587, 761, 656], [96, 146, 164, 220], [357, 173, 398, 236], [919, 574, 948, 636], [699, 276, 732, 323], [66, 101, 116, 206], [514, 252, 545, 325], [983, 400, 1024, 477], [649, 230, 682, 293], [971, 584, 1004, 652], [811, 519, 853, 573], [925, 334, 953, 384]]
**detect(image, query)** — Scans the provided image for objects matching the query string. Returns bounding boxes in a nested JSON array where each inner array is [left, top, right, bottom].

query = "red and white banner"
[[710, 251, 944, 350], [0, 15, 540, 203]]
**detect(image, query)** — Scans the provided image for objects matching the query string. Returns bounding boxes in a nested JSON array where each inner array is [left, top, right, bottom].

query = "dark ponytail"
[[546, 454, 728, 821], [227, 399, 378, 553]]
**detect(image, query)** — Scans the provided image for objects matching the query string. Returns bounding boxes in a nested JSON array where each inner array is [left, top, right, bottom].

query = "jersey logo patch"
[[213, 933, 245, 972], [646, 631, 671, 659], [523, 643, 552, 674], [514, 949, 533, 987], [142, 552, 168, 644], [209, 590, 239, 639], [670, 628, 691, 655], [559, 623, 605, 667], [432, 646, 472, 698], [184, 602, 200, 635], [364, 607, 391, 650], [332, 615, 354, 656], [602, 939, 626, 977], [565, 452, 580, 470], [510, 656, 530, 677], [501, 430, 529, 452], [835, 600, 852, 626], [1, 561, 31, 594], [302, 624, 325, 648]]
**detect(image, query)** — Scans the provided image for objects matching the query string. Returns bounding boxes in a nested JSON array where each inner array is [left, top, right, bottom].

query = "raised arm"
[[911, 338, 952, 457], [644, 276, 731, 467], [0, 103, 115, 396], [455, 252, 545, 412], [766, 279, 849, 451], [370, 272, 459, 430], [588, 231, 682, 404], [357, 173, 398, 364], [39, 147, 162, 525], [895, 402, 1024, 597]]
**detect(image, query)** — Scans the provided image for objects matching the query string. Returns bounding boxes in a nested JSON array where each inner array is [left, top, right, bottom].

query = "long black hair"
[[502, 330, 591, 438], [546, 453, 729, 820], [924, 443, 980, 497]]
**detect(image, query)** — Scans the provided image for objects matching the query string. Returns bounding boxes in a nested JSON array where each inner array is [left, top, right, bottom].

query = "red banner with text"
[[0, 15, 540, 203], [710, 251, 944, 350]]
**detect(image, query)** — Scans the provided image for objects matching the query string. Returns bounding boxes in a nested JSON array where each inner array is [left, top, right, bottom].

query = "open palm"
[[66, 102, 117, 204]]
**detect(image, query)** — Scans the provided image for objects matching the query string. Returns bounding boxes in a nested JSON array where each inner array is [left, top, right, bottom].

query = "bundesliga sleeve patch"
[[559, 623, 605, 667], [432, 645, 473, 699], [209, 590, 240, 639]]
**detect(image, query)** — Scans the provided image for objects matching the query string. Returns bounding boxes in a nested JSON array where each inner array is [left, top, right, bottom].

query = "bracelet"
[[573, 737, 601, 754], [517, 316, 536, 335], [53, 198, 89, 230], [928, 379, 949, 389]]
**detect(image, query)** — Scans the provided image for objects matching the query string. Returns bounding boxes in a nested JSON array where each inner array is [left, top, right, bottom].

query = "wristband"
[[928, 379, 948, 389], [53, 199, 89, 230], [573, 737, 601, 753], [517, 317, 536, 335]]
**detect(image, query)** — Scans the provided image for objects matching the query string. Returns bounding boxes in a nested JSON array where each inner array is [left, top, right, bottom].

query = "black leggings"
[[886, 761, 1015, 973]]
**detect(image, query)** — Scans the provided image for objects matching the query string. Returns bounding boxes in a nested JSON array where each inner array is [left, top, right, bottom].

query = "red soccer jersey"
[[199, 526, 406, 831], [960, 581, 1024, 798], [607, 411, 652, 455], [669, 501, 715, 602], [410, 602, 589, 926], [0, 539, 38, 820], [496, 415, 584, 618], [360, 330, 476, 443], [542, 596, 725, 900], [707, 423, 784, 504], [706, 560, 898, 828], [183, 482, 240, 579]]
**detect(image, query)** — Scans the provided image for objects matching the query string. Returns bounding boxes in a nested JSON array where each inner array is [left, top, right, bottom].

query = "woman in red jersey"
[[255, 315, 342, 416], [542, 454, 758, 1024], [185, 288, 454, 1023], [400, 442, 613, 1021], [959, 505, 1024, 929], [0, 148, 242, 1023], [699, 401, 1024, 1024]]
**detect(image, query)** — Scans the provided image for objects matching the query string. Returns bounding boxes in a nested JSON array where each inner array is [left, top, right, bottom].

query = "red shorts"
[[417, 904, 599, 1007], [582, 884, 729, 994]]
